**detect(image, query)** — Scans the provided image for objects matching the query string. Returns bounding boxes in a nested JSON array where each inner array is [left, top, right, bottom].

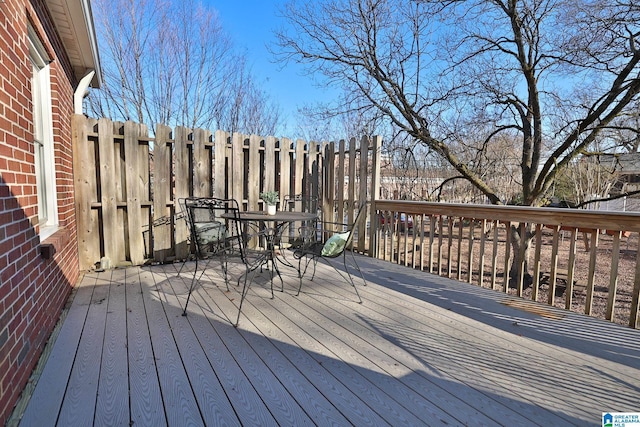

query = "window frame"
[[29, 25, 59, 240]]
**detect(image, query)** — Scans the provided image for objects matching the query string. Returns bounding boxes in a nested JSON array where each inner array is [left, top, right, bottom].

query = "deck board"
[[237, 285, 399, 426], [125, 267, 167, 426], [139, 268, 205, 427], [184, 275, 317, 426], [18, 270, 98, 427], [151, 269, 239, 426], [95, 268, 129, 426], [263, 289, 449, 425], [14, 255, 640, 427], [56, 271, 109, 426], [279, 272, 527, 426]]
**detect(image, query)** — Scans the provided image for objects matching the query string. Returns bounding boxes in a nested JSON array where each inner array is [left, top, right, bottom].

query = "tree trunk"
[[509, 223, 534, 289]]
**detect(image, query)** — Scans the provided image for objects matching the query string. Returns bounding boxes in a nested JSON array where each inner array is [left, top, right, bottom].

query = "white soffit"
[[45, 0, 102, 87]]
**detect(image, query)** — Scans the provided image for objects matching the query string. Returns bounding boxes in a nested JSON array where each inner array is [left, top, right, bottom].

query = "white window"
[[29, 26, 58, 240]]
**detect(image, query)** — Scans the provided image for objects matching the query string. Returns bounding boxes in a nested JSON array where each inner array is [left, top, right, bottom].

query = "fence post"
[[294, 139, 305, 198], [264, 135, 277, 200]]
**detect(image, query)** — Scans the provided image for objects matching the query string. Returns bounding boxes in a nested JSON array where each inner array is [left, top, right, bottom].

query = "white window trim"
[[29, 26, 59, 241]]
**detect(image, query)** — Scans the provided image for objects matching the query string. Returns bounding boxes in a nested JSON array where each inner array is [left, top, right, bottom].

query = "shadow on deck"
[[10, 255, 640, 426]]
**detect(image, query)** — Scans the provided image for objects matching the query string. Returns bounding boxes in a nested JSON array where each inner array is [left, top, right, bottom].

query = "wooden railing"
[[370, 200, 640, 329]]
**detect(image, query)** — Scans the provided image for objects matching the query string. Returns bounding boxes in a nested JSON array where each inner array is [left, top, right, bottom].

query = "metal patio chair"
[[281, 193, 319, 249], [180, 197, 242, 314], [180, 197, 276, 326], [293, 202, 368, 302]]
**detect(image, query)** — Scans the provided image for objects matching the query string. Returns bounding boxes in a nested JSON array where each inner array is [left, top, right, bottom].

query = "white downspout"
[[74, 70, 95, 114]]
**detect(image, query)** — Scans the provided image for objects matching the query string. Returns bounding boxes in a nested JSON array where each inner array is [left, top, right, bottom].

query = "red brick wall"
[[0, 0, 81, 423]]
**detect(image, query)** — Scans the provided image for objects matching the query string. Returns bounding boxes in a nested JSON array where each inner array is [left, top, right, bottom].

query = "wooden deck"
[[12, 255, 640, 426]]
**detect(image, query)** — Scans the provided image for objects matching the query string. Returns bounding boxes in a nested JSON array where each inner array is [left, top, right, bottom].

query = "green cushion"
[[321, 231, 350, 256], [194, 221, 226, 247]]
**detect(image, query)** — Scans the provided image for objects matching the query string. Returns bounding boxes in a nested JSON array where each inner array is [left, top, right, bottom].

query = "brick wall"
[[0, 0, 80, 423]]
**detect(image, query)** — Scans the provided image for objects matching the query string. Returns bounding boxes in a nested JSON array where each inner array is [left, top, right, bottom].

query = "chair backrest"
[[317, 202, 367, 258], [343, 202, 368, 248], [180, 197, 242, 258], [283, 193, 318, 214], [282, 193, 319, 243]]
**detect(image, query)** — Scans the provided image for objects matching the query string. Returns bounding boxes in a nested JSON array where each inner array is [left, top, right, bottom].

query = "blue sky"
[[204, 0, 337, 133]]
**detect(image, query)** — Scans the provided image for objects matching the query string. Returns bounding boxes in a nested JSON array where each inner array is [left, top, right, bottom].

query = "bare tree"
[[89, 0, 281, 135], [224, 58, 282, 136], [275, 0, 640, 282], [276, 0, 639, 203]]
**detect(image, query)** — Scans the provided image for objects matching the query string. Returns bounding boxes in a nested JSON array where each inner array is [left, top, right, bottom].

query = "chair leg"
[[296, 256, 314, 296], [235, 273, 252, 327], [270, 256, 284, 292], [176, 254, 189, 276], [182, 256, 199, 316], [268, 259, 276, 299], [345, 250, 367, 287], [296, 258, 304, 296], [339, 264, 363, 304], [234, 258, 276, 327], [220, 253, 230, 292]]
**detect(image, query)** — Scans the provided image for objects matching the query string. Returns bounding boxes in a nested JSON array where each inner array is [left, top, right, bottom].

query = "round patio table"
[[223, 210, 319, 277]]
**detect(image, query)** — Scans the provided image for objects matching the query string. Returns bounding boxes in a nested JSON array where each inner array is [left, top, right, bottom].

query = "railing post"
[[585, 230, 599, 315], [631, 253, 640, 328]]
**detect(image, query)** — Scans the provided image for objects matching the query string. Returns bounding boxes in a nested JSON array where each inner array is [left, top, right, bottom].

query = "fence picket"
[[214, 130, 227, 198], [231, 133, 244, 205], [347, 138, 356, 224], [248, 135, 261, 212], [336, 140, 346, 225], [72, 116, 375, 270], [123, 121, 145, 265], [279, 138, 292, 203], [193, 128, 211, 197], [174, 126, 191, 260], [264, 136, 277, 200], [73, 115, 98, 269], [152, 124, 172, 262]]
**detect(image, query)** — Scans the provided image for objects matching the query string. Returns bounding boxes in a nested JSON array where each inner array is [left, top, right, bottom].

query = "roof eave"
[[46, 0, 102, 87]]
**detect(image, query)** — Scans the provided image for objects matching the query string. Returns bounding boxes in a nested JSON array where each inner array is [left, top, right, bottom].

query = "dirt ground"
[[381, 222, 638, 328]]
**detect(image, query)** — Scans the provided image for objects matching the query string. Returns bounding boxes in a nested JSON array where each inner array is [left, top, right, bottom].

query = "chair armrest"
[[318, 220, 349, 228]]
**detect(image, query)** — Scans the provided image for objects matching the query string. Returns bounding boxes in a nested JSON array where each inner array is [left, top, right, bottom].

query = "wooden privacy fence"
[[372, 200, 640, 328], [72, 115, 381, 270]]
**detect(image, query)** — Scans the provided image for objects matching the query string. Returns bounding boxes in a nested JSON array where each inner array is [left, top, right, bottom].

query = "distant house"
[[597, 153, 640, 212], [0, 0, 100, 423], [599, 153, 640, 194]]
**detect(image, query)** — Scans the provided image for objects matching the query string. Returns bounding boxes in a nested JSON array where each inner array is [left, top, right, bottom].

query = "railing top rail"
[[375, 200, 640, 232]]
